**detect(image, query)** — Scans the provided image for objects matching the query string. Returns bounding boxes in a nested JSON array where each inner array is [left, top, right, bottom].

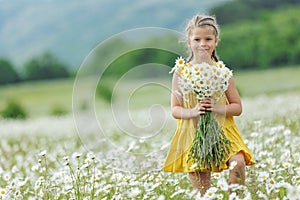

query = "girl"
[[163, 15, 255, 197]]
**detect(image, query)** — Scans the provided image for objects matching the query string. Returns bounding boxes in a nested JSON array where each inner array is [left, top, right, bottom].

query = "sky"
[[0, 0, 229, 68]]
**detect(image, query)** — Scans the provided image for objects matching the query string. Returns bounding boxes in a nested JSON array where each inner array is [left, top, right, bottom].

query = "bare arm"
[[208, 77, 242, 117], [171, 70, 205, 119], [224, 77, 242, 116]]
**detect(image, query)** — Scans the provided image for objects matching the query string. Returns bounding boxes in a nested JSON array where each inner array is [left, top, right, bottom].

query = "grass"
[[0, 66, 300, 199], [234, 66, 300, 97], [0, 87, 299, 199], [0, 79, 74, 117]]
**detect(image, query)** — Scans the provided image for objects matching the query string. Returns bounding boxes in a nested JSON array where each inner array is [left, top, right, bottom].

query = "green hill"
[[1, 66, 300, 117]]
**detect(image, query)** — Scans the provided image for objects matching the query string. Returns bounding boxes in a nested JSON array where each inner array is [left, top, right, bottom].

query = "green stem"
[[187, 112, 231, 170]]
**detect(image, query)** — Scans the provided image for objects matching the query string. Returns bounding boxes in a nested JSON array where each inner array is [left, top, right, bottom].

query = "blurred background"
[[1, 1, 300, 198], [1, 0, 300, 118]]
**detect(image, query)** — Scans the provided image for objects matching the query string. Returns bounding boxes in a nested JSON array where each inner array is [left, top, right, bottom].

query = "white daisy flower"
[[175, 56, 185, 67], [217, 178, 228, 191], [213, 172, 221, 179], [0, 188, 7, 196], [39, 150, 47, 157], [216, 194, 224, 200], [128, 187, 141, 198], [283, 162, 291, 169], [204, 187, 217, 199], [286, 185, 300, 200], [72, 152, 82, 158], [169, 56, 186, 74], [103, 184, 112, 193], [258, 171, 269, 182]]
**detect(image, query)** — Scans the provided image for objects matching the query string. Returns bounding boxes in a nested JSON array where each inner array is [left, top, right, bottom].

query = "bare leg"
[[189, 171, 211, 196], [228, 152, 245, 195]]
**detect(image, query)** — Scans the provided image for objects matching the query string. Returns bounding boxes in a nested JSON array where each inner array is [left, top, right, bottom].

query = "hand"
[[190, 103, 205, 117], [201, 98, 227, 116], [200, 98, 215, 112], [190, 98, 213, 117]]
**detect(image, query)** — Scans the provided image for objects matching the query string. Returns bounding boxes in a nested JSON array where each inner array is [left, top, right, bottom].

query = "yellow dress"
[[163, 92, 255, 173]]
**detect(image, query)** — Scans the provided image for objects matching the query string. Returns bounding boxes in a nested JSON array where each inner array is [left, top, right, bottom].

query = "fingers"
[[199, 98, 215, 112], [194, 98, 216, 116], [196, 103, 208, 115], [202, 97, 214, 103], [196, 103, 205, 115]]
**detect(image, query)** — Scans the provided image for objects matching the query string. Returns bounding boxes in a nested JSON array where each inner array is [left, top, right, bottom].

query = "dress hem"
[[163, 149, 255, 173]]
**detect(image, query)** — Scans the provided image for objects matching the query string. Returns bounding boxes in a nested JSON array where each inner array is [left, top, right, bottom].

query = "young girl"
[[163, 15, 255, 196]]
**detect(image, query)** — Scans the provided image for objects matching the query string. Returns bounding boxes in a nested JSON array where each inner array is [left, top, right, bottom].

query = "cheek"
[[190, 41, 198, 48], [187, 39, 191, 49], [188, 41, 194, 50]]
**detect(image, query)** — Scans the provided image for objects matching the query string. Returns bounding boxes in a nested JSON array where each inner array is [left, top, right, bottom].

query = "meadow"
[[0, 66, 300, 199]]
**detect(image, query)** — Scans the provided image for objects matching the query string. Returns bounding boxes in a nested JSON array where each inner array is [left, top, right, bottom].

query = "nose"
[[200, 40, 206, 46]]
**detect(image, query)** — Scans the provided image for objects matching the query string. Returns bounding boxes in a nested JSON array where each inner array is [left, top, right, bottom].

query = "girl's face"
[[188, 26, 218, 60]]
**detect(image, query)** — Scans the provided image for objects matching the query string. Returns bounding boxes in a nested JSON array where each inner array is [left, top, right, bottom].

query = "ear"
[[187, 38, 191, 48], [215, 37, 219, 46]]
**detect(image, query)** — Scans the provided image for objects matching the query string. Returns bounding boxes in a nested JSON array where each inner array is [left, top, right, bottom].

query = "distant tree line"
[[0, 52, 70, 85], [215, 6, 300, 70], [0, 59, 20, 84], [210, 0, 300, 25], [1, 0, 300, 86], [94, 5, 300, 76], [87, 35, 185, 79]]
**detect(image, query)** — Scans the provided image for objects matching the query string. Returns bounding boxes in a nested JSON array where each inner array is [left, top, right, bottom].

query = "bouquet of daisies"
[[170, 57, 232, 170]]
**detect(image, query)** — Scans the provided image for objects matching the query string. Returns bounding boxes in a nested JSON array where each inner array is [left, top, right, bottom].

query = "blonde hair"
[[185, 15, 220, 62]]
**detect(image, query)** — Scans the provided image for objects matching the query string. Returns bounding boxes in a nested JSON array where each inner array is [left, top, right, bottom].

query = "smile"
[[197, 49, 209, 51]]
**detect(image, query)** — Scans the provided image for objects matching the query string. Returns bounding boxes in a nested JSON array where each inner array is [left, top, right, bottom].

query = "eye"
[[194, 38, 200, 41], [206, 37, 212, 41]]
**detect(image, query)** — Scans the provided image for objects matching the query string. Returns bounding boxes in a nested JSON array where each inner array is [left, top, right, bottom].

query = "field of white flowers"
[[1, 90, 300, 199]]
